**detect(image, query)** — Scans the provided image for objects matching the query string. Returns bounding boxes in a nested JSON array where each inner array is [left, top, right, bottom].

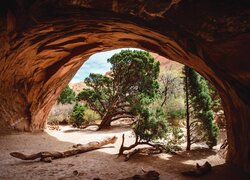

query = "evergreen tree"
[[78, 50, 160, 130], [183, 66, 218, 149], [118, 103, 169, 157], [57, 85, 76, 104], [133, 105, 168, 142]]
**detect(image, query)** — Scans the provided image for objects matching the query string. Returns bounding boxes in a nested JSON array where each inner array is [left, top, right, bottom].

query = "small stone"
[[73, 170, 79, 176]]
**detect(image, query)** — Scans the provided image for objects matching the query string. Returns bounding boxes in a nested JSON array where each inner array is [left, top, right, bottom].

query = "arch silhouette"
[[0, 1, 249, 174]]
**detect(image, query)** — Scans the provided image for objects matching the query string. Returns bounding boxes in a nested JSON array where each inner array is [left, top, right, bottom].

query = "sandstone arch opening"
[[64, 48, 226, 131], [43, 47, 229, 179], [47, 47, 227, 153], [0, 0, 249, 175]]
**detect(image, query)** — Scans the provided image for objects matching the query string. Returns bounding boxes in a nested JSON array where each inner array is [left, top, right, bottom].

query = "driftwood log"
[[181, 161, 212, 177], [10, 136, 117, 162]]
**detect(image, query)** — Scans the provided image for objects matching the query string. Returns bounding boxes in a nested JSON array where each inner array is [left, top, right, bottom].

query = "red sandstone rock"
[[0, 0, 249, 174]]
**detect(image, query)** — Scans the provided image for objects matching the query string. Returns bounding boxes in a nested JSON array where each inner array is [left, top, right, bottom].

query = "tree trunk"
[[98, 112, 113, 130], [160, 90, 168, 107], [184, 67, 191, 151]]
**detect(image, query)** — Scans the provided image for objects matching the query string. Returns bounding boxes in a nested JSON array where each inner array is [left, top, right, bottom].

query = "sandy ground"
[[0, 125, 248, 180]]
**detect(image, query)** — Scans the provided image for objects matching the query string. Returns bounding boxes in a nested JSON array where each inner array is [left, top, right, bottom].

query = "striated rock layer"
[[0, 0, 249, 174]]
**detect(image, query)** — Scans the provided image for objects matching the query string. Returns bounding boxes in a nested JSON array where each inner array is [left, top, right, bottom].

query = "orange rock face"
[[0, 0, 249, 174]]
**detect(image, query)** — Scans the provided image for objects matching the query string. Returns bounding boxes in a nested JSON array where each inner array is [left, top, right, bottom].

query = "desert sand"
[[0, 125, 248, 180]]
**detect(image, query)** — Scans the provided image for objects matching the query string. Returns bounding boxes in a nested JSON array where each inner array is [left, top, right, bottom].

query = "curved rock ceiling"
[[0, 0, 249, 174]]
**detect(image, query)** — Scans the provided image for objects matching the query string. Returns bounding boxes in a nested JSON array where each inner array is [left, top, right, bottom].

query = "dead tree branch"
[[118, 134, 177, 161], [10, 136, 117, 162]]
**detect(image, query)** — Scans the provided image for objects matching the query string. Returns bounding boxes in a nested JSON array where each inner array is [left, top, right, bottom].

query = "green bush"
[[71, 103, 86, 127], [57, 85, 76, 104], [83, 109, 101, 124], [133, 107, 168, 142]]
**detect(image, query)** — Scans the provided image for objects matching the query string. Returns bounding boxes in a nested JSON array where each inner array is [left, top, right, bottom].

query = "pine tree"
[[183, 66, 218, 149]]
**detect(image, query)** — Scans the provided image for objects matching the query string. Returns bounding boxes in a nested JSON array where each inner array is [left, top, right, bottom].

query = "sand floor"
[[0, 125, 248, 180]]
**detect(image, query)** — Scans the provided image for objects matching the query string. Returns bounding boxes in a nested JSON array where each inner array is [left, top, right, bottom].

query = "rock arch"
[[0, 0, 249, 174]]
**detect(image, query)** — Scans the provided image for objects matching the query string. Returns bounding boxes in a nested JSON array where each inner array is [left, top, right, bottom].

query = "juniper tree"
[[78, 50, 160, 130], [57, 85, 76, 104], [183, 66, 218, 149]]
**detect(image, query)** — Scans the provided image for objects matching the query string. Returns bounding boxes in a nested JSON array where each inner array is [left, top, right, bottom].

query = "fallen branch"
[[118, 134, 177, 161], [10, 136, 117, 162], [124, 148, 140, 161], [118, 134, 139, 156]]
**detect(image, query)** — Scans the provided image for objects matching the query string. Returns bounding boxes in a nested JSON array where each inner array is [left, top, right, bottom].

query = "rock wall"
[[0, 0, 249, 174]]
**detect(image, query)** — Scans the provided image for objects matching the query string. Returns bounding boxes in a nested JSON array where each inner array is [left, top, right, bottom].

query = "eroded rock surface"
[[0, 0, 249, 174]]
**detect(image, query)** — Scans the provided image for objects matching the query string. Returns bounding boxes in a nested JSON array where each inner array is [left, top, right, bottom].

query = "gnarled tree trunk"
[[98, 112, 113, 130]]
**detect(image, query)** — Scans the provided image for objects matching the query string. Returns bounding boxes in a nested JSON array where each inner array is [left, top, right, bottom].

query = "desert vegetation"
[[48, 49, 225, 155], [8, 49, 229, 179]]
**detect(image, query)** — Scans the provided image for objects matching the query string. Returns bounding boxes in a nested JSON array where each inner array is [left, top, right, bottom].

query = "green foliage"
[[183, 66, 219, 148], [77, 73, 112, 116], [57, 85, 76, 104], [167, 109, 186, 120], [108, 50, 160, 100], [136, 107, 184, 150], [83, 109, 101, 124], [211, 122, 219, 145], [208, 83, 223, 113], [70, 103, 86, 127], [78, 50, 160, 129], [133, 106, 168, 142]]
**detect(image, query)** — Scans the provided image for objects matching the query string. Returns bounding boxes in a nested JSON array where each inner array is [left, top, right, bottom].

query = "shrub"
[[57, 85, 76, 104], [133, 107, 168, 142], [70, 103, 86, 127]]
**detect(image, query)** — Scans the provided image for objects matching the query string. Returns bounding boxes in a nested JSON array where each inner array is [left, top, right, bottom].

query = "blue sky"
[[71, 48, 141, 83]]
